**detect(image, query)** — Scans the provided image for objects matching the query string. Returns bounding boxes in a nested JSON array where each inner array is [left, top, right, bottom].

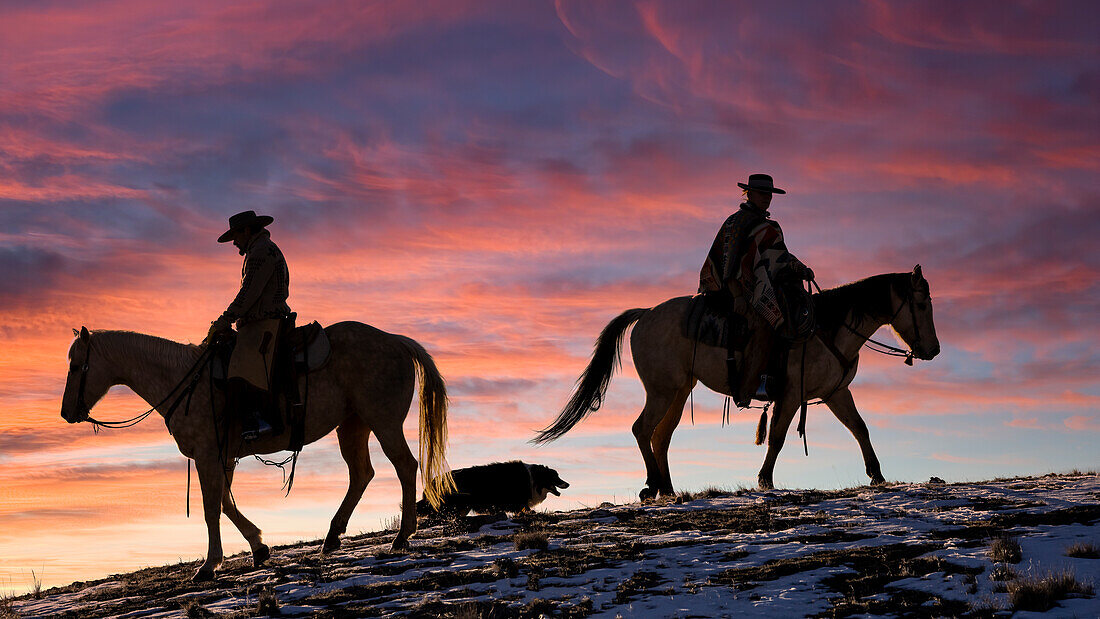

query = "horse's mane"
[[812, 273, 908, 332], [92, 330, 203, 369]]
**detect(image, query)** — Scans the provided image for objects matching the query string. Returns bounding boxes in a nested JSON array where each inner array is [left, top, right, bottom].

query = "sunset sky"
[[1, 0, 1097, 593]]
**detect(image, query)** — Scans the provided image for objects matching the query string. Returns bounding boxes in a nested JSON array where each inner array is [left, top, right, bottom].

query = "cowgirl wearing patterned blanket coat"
[[699, 174, 814, 406]]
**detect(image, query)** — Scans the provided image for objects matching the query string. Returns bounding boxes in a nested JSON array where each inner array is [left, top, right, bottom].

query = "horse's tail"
[[395, 335, 455, 510], [532, 308, 649, 444]]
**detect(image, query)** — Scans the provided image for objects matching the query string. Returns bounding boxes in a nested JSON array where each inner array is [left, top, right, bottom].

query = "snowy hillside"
[[8, 473, 1099, 618]]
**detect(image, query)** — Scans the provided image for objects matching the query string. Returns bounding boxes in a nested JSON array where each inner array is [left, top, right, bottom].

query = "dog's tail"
[[395, 335, 455, 510], [532, 308, 648, 444]]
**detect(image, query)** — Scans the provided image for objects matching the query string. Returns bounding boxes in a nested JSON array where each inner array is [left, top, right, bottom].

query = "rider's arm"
[[220, 246, 278, 324]]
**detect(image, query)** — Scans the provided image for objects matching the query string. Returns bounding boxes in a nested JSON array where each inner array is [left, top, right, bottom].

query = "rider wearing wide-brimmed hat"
[[207, 210, 292, 440], [699, 174, 814, 406]]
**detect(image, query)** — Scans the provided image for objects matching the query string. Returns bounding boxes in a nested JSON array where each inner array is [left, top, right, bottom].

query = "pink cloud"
[[1064, 415, 1100, 432]]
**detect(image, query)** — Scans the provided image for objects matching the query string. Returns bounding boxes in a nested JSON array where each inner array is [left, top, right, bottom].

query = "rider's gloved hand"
[[205, 316, 231, 343]]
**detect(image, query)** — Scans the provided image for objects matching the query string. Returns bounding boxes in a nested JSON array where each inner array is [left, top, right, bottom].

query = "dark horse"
[[535, 266, 939, 498]]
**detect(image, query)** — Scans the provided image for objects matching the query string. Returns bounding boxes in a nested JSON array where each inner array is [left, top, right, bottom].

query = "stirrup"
[[754, 375, 775, 401], [242, 416, 273, 441]]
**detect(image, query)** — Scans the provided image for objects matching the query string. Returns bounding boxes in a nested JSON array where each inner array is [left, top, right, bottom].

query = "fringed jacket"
[[220, 230, 291, 327]]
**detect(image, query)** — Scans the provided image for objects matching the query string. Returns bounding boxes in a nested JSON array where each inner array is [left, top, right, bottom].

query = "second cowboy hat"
[[737, 173, 786, 194], [217, 210, 274, 243]]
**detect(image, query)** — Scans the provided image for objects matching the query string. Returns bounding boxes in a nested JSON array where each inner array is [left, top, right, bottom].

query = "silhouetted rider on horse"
[[699, 174, 814, 407], [206, 210, 292, 441]]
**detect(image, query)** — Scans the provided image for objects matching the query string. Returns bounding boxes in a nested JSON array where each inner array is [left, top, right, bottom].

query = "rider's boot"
[[241, 410, 273, 441], [229, 378, 273, 441], [754, 374, 782, 401]]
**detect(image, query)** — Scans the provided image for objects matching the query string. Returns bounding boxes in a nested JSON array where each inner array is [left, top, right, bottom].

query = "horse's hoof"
[[192, 567, 216, 582], [252, 544, 270, 567], [321, 537, 341, 554], [758, 478, 774, 491], [639, 487, 658, 502], [658, 486, 676, 498], [390, 537, 410, 552], [870, 475, 886, 486]]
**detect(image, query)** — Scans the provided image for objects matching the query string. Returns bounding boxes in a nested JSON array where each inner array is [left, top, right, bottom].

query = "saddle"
[[212, 317, 331, 451], [212, 318, 331, 384], [682, 292, 748, 349]]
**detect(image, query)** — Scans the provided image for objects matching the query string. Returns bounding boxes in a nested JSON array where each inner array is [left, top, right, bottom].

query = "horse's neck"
[[832, 310, 888, 360], [103, 332, 198, 413]]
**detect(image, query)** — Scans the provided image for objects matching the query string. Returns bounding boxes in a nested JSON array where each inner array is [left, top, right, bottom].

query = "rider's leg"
[[229, 378, 272, 441]]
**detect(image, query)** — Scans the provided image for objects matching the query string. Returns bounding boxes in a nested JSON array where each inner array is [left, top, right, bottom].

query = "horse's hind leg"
[[633, 388, 678, 501], [825, 387, 885, 485], [373, 422, 418, 550], [757, 398, 799, 490], [323, 416, 375, 553], [220, 464, 270, 567], [650, 383, 694, 497]]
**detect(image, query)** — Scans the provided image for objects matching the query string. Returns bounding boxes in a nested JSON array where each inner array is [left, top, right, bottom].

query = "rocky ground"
[[6, 473, 1099, 618]]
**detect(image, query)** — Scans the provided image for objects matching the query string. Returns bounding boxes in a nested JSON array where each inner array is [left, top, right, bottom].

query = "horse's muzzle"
[[916, 344, 940, 361], [61, 406, 90, 424]]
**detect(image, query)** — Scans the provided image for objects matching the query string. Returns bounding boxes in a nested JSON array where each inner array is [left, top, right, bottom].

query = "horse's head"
[[60, 327, 111, 423], [889, 265, 940, 361]]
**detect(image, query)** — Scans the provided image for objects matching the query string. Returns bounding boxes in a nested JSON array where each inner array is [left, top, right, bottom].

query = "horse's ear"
[[912, 264, 923, 282], [72, 328, 79, 337], [79, 326, 90, 341]]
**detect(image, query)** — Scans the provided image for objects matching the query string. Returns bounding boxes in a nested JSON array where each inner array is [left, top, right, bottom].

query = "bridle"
[[839, 282, 929, 366], [73, 339, 93, 421], [71, 332, 214, 430]]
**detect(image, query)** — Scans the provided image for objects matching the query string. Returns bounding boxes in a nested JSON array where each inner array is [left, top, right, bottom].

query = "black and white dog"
[[417, 461, 569, 516]]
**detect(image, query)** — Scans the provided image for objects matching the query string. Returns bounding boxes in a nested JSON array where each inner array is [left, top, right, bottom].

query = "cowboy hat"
[[737, 173, 786, 194], [217, 210, 274, 243]]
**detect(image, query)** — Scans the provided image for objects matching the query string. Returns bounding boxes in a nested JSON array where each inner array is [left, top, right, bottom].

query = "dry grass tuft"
[[989, 535, 1022, 563], [1065, 540, 1100, 559], [614, 570, 666, 604], [30, 572, 41, 601], [1007, 570, 1094, 612], [381, 514, 401, 532], [182, 600, 217, 618], [673, 487, 735, 503], [452, 601, 509, 619], [989, 564, 1017, 582], [968, 594, 1004, 613], [514, 531, 549, 551], [1055, 469, 1097, 477], [0, 595, 18, 619], [256, 586, 280, 616]]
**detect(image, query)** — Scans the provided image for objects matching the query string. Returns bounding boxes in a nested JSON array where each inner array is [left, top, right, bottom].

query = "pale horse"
[[60, 322, 453, 580]]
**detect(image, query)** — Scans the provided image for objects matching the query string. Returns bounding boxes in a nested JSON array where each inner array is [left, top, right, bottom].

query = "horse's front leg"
[[757, 398, 799, 490], [219, 464, 270, 567], [824, 387, 885, 485], [193, 457, 226, 581]]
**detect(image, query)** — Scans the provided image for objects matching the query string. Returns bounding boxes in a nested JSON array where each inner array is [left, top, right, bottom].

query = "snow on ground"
[[9, 473, 1099, 618]]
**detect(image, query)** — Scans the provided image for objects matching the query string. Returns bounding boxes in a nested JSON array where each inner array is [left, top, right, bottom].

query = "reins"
[[79, 340, 216, 431]]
